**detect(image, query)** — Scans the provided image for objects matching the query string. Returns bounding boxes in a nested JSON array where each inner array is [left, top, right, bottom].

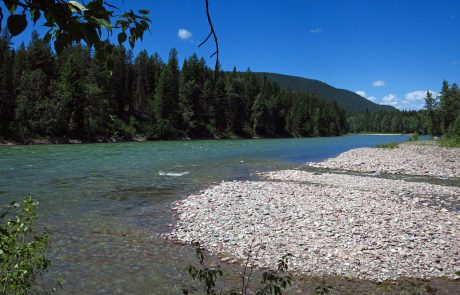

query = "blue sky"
[[3, 0, 460, 110]]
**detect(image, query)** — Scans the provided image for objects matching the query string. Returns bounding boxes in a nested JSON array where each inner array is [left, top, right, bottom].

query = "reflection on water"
[[0, 135, 416, 294]]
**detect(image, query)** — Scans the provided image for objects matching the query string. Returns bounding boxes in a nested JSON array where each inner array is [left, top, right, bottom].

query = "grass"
[[375, 142, 399, 149], [439, 136, 460, 147]]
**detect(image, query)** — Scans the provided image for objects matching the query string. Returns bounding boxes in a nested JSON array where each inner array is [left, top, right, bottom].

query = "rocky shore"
[[167, 142, 460, 281], [310, 141, 460, 178]]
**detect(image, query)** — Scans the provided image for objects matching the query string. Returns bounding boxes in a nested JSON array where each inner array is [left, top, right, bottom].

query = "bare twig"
[[245, 244, 261, 294], [241, 227, 261, 295], [241, 240, 253, 294], [200, 0, 219, 79]]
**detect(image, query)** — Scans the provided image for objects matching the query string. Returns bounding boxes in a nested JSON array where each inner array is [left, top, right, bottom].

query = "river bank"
[[310, 141, 460, 178], [0, 133, 412, 147], [167, 142, 460, 282]]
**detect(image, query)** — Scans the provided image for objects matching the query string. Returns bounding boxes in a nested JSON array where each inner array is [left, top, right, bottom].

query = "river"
[[0, 135, 414, 294]]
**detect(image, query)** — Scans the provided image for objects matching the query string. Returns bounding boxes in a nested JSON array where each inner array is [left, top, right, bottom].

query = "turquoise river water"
[[0, 135, 414, 294]]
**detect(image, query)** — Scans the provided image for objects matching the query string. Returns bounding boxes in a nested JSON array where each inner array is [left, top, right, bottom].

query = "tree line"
[[0, 30, 348, 142], [423, 81, 460, 138], [347, 110, 426, 134], [347, 83, 460, 139]]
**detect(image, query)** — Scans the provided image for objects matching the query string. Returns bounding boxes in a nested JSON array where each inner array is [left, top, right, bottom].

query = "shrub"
[[375, 142, 399, 149], [183, 243, 294, 295], [439, 136, 460, 148], [409, 132, 419, 141], [0, 197, 52, 295]]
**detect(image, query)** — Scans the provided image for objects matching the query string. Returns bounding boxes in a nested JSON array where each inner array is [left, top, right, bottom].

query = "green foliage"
[[423, 90, 441, 136], [256, 253, 292, 295], [0, 33, 349, 142], [449, 113, 460, 137], [183, 244, 294, 295], [419, 81, 460, 142], [347, 110, 426, 135], [439, 136, 460, 148], [375, 142, 399, 149], [182, 244, 224, 295], [313, 283, 334, 295], [409, 132, 419, 141], [0, 197, 51, 295], [440, 81, 460, 135], [108, 115, 137, 139], [0, 0, 151, 66]]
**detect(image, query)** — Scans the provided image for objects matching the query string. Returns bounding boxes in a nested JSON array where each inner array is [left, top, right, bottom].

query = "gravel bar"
[[310, 142, 460, 178], [167, 142, 460, 281]]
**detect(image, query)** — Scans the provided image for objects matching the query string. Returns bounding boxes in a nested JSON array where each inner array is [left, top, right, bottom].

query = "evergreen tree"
[[0, 30, 15, 136], [15, 69, 53, 137], [152, 49, 180, 137], [0, 32, 353, 141], [423, 90, 439, 136]]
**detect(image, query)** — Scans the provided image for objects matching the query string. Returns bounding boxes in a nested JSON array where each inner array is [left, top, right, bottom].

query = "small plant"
[[0, 197, 52, 295], [313, 283, 334, 295], [183, 243, 224, 295], [409, 132, 420, 141], [375, 142, 399, 149], [256, 253, 293, 295], [439, 136, 460, 148], [183, 243, 295, 295]]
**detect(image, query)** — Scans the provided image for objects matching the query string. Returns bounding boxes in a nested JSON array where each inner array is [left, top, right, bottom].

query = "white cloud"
[[404, 90, 438, 102], [355, 90, 376, 102], [178, 28, 192, 40], [309, 28, 322, 34], [372, 80, 385, 87], [381, 94, 398, 106], [355, 90, 439, 111]]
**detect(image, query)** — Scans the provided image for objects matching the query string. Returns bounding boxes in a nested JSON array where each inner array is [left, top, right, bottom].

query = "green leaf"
[[68, 1, 88, 12], [128, 35, 135, 49], [139, 9, 150, 15], [90, 16, 113, 29], [7, 14, 28, 36], [82, 25, 99, 46], [5, 1, 17, 14], [117, 32, 127, 45]]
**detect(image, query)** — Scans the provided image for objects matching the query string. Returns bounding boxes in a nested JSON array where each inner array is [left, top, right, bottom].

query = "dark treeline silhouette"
[[347, 110, 426, 134], [0, 31, 348, 142]]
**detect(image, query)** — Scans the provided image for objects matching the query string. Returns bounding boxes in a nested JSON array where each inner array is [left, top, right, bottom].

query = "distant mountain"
[[255, 72, 396, 112]]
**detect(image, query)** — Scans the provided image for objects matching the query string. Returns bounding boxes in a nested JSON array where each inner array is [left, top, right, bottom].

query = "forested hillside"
[[256, 72, 396, 112], [0, 31, 348, 143]]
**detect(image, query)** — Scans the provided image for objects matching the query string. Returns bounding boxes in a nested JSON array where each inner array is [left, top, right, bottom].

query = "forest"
[[1, 30, 459, 143], [0, 31, 348, 142], [347, 110, 426, 134]]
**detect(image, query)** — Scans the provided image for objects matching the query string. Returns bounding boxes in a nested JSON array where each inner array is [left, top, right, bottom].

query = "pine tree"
[[152, 49, 180, 138], [15, 69, 53, 137], [423, 90, 439, 136], [0, 30, 15, 136]]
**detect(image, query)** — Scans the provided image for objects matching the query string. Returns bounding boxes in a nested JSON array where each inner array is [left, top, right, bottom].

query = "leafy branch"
[[0, 0, 151, 68]]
